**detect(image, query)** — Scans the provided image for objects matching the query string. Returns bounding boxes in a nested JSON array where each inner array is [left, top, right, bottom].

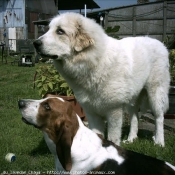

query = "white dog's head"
[[33, 12, 105, 60]]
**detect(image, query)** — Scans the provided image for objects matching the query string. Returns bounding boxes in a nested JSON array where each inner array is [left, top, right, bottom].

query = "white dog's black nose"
[[33, 39, 42, 49], [18, 100, 26, 109]]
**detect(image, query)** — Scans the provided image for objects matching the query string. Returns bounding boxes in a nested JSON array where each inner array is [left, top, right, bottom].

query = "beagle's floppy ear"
[[74, 25, 94, 52], [56, 120, 73, 171], [55, 104, 79, 171]]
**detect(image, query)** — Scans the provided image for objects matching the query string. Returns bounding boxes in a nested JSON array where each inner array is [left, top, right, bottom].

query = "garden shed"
[[0, 0, 58, 51]]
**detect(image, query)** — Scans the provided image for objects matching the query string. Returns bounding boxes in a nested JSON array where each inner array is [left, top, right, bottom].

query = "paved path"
[[140, 113, 175, 132]]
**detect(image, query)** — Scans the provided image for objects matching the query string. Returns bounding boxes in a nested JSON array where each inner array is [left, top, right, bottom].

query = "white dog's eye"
[[56, 28, 65, 35]]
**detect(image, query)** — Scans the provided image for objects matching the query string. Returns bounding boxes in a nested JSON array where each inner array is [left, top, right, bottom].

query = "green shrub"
[[105, 25, 120, 39], [169, 49, 175, 85], [35, 65, 73, 97]]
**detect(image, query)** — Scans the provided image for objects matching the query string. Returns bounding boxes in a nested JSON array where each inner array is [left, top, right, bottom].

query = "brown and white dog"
[[18, 96, 175, 174]]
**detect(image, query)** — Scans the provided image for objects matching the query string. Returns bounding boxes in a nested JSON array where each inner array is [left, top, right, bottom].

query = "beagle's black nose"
[[33, 39, 42, 48], [18, 100, 26, 109]]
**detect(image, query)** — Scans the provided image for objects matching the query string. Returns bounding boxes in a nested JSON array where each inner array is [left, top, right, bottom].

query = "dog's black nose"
[[33, 39, 42, 48], [18, 100, 26, 109]]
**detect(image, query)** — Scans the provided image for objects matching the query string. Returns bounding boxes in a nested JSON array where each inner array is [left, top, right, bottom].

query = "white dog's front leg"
[[123, 104, 139, 143], [107, 108, 123, 146], [124, 113, 138, 143], [86, 112, 105, 137]]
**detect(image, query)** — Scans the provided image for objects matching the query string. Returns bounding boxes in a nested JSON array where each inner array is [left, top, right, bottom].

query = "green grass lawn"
[[0, 60, 54, 173], [0, 58, 175, 173]]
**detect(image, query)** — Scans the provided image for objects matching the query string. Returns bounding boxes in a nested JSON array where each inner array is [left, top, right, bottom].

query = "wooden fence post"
[[163, 0, 167, 41], [133, 6, 136, 36], [34, 25, 38, 56]]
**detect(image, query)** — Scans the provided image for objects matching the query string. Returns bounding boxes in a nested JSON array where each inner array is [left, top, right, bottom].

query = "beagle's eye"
[[56, 28, 65, 35], [43, 103, 50, 110]]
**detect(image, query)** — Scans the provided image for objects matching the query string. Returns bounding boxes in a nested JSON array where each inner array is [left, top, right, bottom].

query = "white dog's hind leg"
[[152, 115, 164, 147], [107, 108, 123, 145], [147, 86, 169, 147]]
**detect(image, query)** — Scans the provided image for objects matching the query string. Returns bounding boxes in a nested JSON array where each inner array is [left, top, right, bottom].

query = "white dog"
[[33, 12, 170, 147]]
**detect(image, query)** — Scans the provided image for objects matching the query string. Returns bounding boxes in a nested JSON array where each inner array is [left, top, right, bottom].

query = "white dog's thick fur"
[[33, 12, 170, 146]]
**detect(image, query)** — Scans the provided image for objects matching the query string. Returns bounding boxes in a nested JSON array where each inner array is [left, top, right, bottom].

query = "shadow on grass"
[[30, 138, 51, 156]]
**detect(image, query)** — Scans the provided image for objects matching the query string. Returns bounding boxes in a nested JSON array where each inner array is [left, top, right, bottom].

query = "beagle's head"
[[18, 96, 79, 171]]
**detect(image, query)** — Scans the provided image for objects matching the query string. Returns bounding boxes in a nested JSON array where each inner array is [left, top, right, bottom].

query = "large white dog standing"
[[33, 12, 170, 146]]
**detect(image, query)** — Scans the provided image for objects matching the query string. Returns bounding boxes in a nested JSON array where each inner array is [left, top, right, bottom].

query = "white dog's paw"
[[123, 136, 138, 144], [152, 136, 165, 147], [152, 135, 155, 142], [123, 140, 131, 144]]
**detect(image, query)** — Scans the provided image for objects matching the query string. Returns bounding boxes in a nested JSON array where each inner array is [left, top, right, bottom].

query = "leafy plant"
[[169, 49, 175, 85], [105, 25, 120, 39], [163, 32, 175, 86], [164, 30, 175, 49], [35, 65, 74, 97]]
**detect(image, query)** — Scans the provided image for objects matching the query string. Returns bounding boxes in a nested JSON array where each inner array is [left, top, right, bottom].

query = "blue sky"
[[94, 0, 137, 10]]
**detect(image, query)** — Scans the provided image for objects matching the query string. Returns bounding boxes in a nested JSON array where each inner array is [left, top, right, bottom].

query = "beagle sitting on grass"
[[18, 96, 175, 174]]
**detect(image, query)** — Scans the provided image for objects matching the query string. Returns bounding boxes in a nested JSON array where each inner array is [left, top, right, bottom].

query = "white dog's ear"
[[74, 26, 94, 52]]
